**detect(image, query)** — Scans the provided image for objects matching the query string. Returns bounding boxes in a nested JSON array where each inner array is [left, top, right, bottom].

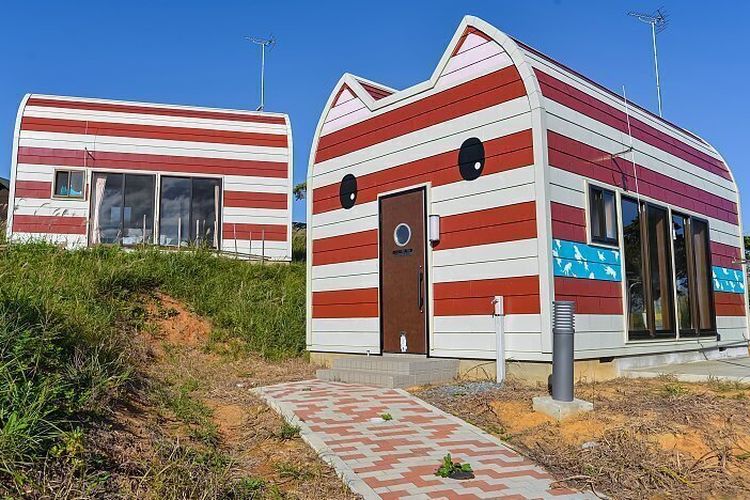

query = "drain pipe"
[[551, 300, 575, 402], [492, 296, 505, 384]]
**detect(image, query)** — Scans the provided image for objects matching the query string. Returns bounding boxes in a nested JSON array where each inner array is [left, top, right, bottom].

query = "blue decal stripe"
[[552, 239, 622, 282]]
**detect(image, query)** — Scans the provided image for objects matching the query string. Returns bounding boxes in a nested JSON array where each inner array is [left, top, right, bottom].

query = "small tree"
[[293, 182, 306, 201]]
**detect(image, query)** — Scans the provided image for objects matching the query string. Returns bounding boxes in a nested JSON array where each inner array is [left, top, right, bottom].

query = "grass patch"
[[277, 422, 301, 440], [0, 243, 306, 495]]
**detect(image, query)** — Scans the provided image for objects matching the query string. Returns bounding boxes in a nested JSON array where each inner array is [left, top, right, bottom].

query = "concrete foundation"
[[309, 345, 749, 385], [532, 395, 593, 421]]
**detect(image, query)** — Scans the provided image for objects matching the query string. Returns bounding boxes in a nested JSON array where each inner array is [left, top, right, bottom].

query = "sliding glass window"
[[622, 197, 675, 339], [90, 173, 155, 245], [159, 176, 221, 249]]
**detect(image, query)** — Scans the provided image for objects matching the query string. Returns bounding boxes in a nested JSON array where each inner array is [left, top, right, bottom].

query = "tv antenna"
[[245, 35, 275, 111], [628, 8, 669, 117]]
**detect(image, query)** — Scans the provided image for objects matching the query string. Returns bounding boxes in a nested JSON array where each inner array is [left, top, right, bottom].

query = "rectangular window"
[[672, 214, 692, 332], [589, 185, 618, 245], [54, 170, 85, 198], [159, 176, 221, 249], [622, 197, 675, 339], [690, 218, 715, 333], [90, 172, 155, 245]]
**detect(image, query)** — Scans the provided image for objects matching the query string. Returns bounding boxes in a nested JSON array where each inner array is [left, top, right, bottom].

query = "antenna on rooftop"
[[245, 35, 275, 111], [628, 8, 669, 117]]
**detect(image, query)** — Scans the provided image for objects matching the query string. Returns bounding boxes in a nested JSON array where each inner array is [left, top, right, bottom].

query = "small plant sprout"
[[435, 453, 474, 480], [381, 412, 393, 421]]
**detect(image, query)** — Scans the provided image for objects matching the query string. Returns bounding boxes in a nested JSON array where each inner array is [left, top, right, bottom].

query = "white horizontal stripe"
[[456, 33, 493, 55], [546, 103, 736, 196], [312, 212, 378, 240], [717, 316, 748, 330], [13, 205, 88, 218], [221, 213, 289, 225], [433, 255, 538, 283], [10, 232, 87, 247], [312, 258, 378, 281], [15, 165, 54, 182], [434, 238, 537, 267], [320, 106, 373, 136], [13, 197, 88, 210], [324, 94, 367, 123], [549, 182, 584, 207], [436, 52, 513, 92], [524, 53, 721, 157], [20, 131, 288, 162], [332, 88, 357, 107], [313, 98, 532, 182], [312, 318, 379, 332], [434, 314, 541, 334], [23, 106, 288, 135], [312, 272, 378, 292], [308, 339, 380, 355], [223, 175, 290, 192], [222, 207, 289, 219], [432, 167, 535, 214]]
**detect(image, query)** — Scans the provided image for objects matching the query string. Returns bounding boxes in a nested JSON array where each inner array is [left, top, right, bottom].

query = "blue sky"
[[1, 1, 748, 228]]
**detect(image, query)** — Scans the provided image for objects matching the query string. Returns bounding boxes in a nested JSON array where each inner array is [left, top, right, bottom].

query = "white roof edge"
[[25, 93, 290, 121]]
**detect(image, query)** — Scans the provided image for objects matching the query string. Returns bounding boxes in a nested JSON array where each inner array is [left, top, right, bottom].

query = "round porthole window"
[[394, 223, 412, 247], [458, 137, 485, 181], [339, 174, 357, 209]]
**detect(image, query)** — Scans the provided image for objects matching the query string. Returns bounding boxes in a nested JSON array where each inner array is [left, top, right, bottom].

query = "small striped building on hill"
[[7, 94, 293, 260], [306, 16, 748, 378]]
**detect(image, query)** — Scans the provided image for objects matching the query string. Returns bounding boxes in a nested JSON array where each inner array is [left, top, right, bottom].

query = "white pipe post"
[[261, 229, 266, 264], [493, 296, 505, 384], [651, 21, 663, 117], [177, 216, 182, 249]]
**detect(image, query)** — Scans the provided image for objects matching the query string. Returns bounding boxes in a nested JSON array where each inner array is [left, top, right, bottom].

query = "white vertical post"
[[493, 296, 505, 384], [177, 216, 182, 249], [261, 229, 266, 264]]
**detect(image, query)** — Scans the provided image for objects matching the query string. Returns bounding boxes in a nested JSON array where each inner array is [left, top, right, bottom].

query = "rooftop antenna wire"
[[628, 8, 669, 117]]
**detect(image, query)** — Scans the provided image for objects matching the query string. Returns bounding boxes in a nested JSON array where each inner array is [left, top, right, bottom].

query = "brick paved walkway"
[[255, 380, 593, 499]]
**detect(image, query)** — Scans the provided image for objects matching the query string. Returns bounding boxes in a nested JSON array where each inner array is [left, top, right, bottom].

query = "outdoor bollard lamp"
[[551, 300, 576, 402], [429, 214, 441, 244]]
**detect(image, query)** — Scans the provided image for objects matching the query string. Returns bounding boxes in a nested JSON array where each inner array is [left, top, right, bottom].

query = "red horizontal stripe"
[[221, 223, 287, 241], [437, 201, 536, 251], [26, 97, 287, 125], [21, 117, 288, 148], [13, 215, 86, 235], [548, 132, 738, 225], [711, 241, 742, 270], [315, 65, 526, 163], [554, 276, 622, 314], [14, 180, 51, 199], [550, 202, 586, 242], [312, 229, 378, 266], [223, 191, 287, 210], [433, 276, 540, 315], [715, 291, 746, 316], [18, 146, 288, 178], [313, 129, 533, 214], [312, 288, 379, 318], [536, 70, 731, 180]]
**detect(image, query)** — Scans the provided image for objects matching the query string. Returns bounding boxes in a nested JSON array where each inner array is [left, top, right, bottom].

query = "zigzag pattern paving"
[[256, 380, 593, 499]]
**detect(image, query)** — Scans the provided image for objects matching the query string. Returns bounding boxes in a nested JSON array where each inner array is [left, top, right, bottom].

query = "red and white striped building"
[[306, 16, 748, 376], [8, 94, 293, 260]]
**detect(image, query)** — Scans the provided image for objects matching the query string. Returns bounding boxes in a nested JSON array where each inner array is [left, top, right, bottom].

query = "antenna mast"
[[245, 35, 275, 111], [628, 9, 669, 117]]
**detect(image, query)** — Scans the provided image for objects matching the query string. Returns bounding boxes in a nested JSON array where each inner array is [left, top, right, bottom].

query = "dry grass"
[[416, 376, 750, 499], [93, 294, 354, 499]]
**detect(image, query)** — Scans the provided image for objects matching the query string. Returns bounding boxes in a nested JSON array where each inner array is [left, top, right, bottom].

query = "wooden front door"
[[379, 188, 427, 354]]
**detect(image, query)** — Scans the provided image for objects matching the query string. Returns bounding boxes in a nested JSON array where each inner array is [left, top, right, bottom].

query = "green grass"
[[0, 242, 306, 494]]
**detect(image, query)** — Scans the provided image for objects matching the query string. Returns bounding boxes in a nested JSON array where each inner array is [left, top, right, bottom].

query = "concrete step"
[[332, 355, 459, 375], [317, 356, 459, 388]]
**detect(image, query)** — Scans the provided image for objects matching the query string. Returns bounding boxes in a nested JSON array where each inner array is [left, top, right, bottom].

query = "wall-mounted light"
[[429, 214, 441, 245]]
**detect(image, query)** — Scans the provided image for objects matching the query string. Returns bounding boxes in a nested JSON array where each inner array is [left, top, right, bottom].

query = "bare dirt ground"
[[416, 376, 750, 499], [91, 294, 354, 499]]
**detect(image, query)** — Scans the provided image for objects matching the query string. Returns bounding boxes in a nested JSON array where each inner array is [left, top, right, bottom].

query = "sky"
[[1, 1, 748, 229]]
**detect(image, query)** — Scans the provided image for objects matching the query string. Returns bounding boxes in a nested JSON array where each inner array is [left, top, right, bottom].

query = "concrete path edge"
[[254, 380, 380, 500]]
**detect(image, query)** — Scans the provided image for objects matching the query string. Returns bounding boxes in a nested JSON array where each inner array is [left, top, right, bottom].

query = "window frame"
[[587, 183, 619, 247], [158, 174, 222, 249], [52, 169, 86, 200], [89, 171, 156, 246]]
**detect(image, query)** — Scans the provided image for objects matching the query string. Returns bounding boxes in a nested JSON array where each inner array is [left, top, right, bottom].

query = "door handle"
[[417, 265, 424, 312]]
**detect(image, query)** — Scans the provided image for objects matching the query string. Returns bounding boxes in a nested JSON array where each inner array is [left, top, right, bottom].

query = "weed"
[[662, 382, 688, 397], [381, 413, 393, 421], [274, 461, 313, 480], [278, 422, 301, 440]]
